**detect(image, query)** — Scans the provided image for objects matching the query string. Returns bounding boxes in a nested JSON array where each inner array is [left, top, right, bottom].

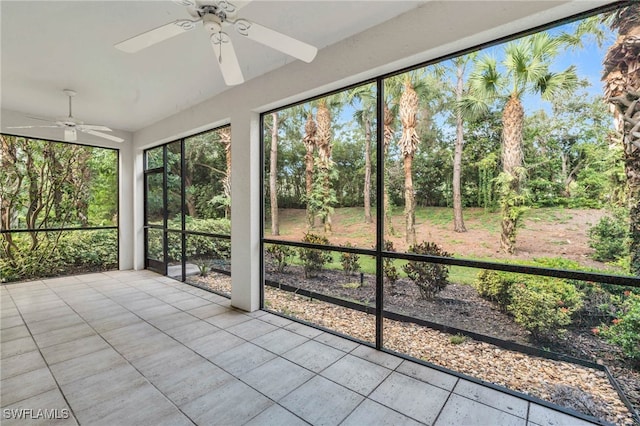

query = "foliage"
[[509, 276, 583, 340], [383, 240, 399, 286], [163, 217, 231, 262], [402, 241, 451, 299], [475, 270, 515, 310], [588, 210, 629, 262], [265, 244, 295, 273], [298, 233, 332, 278], [0, 230, 117, 283], [450, 334, 467, 345], [599, 292, 640, 364], [339, 242, 361, 276], [306, 158, 338, 229]]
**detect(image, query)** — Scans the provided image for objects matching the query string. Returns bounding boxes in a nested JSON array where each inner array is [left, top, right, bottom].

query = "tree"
[[346, 84, 376, 223], [270, 112, 279, 235], [315, 98, 334, 233], [219, 127, 232, 218], [602, 2, 640, 275], [448, 54, 477, 232], [302, 112, 317, 227], [398, 76, 420, 245], [467, 32, 578, 253]]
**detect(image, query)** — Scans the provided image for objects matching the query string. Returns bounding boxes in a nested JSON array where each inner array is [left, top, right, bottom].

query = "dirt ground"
[[267, 207, 609, 269]]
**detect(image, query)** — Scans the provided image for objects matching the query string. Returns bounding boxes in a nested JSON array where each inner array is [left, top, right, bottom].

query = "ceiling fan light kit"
[[114, 0, 318, 86], [7, 89, 124, 143]]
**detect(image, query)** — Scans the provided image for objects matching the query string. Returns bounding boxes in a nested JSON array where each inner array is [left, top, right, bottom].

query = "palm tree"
[[346, 84, 376, 223], [218, 127, 232, 218], [466, 32, 578, 253], [315, 98, 333, 233], [602, 2, 640, 275], [269, 112, 279, 236], [398, 75, 421, 245], [302, 111, 317, 228]]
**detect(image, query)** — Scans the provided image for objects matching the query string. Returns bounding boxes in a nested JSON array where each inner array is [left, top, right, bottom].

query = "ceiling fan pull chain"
[[218, 31, 223, 63]]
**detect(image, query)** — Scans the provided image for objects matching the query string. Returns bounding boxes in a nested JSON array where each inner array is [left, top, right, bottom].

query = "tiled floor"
[[1, 270, 599, 425]]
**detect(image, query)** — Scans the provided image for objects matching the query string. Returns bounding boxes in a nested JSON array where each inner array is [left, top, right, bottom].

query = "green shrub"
[[339, 243, 361, 276], [265, 244, 294, 273], [298, 233, 331, 278], [475, 270, 515, 310], [402, 242, 451, 300], [167, 217, 231, 262], [599, 292, 640, 364], [383, 241, 399, 287], [509, 277, 583, 341], [588, 213, 629, 262]]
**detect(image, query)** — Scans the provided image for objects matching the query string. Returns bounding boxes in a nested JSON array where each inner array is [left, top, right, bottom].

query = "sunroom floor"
[[1, 270, 599, 425]]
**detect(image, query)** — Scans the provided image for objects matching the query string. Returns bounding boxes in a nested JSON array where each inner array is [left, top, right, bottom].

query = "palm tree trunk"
[[404, 153, 416, 245], [316, 101, 333, 233], [453, 62, 467, 233], [383, 103, 395, 235], [399, 81, 419, 246], [270, 112, 279, 236], [219, 127, 232, 218], [602, 2, 640, 274], [303, 113, 317, 228], [500, 94, 524, 254], [363, 115, 372, 223]]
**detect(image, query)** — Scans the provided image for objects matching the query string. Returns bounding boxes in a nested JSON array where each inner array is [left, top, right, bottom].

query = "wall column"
[[230, 110, 261, 312]]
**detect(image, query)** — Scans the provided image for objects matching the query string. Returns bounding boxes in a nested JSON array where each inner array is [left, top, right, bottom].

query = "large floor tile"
[[185, 329, 245, 359], [49, 347, 129, 385], [0, 367, 58, 406], [40, 334, 110, 365], [27, 312, 86, 335], [1, 336, 38, 359], [0, 324, 30, 343], [453, 379, 529, 419], [226, 318, 278, 340], [320, 354, 392, 395], [527, 403, 597, 426], [396, 360, 459, 391], [244, 404, 308, 426], [342, 399, 423, 426], [251, 328, 309, 355], [210, 341, 277, 376], [181, 379, 272, 425], [282, 340, 345, 373], [32, 323, 96, 348], [1, 350, 47, 380], [240, 357, 314, 401], [0, 389, 76, 426], [434, 394, 526, 426], [280, 375, 364, 426], [369, 372, 450, 424]]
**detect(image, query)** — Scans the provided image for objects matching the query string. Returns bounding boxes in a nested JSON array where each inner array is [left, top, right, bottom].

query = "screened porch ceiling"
[[0, 1, 616, 147]]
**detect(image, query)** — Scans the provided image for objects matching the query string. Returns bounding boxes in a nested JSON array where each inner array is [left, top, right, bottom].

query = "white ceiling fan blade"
[[82, 129, 124, 143], [65, 128, 77, 142], [210, 32, 244, 86], [78, 124, 112, 132], [6, 125, 59, 129], [115, 19, 199, 53], [235, 20, 317, 63]]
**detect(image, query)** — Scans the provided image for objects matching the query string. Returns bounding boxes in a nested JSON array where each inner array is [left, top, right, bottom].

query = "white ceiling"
[[1, 0, 424, 133]]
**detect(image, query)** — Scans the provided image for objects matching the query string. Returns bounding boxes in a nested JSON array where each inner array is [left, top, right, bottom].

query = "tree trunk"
[[404, 153, 416, 245], [602, 2, 640, 275], [453, 62, 467, 233], [303, 113, 316, 228], [383, 103, 395, 235], [270, 112, 279, 236], [219, 127, 232, 219], [363, 115, 372, 223], [500, 94, 525, 254]]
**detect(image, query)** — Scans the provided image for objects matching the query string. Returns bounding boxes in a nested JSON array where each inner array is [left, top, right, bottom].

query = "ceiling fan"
[[7, 90, 124, 143], [114, 0, 318, 86]]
